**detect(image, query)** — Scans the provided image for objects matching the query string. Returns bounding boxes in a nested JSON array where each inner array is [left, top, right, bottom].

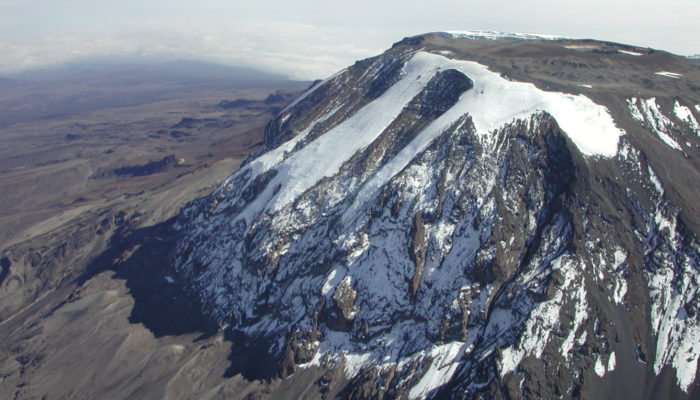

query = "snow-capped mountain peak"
[[172, 33, 700, 398]]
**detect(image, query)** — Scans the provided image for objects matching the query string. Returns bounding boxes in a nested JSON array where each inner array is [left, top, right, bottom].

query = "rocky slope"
[[171, 32, 700, 399]]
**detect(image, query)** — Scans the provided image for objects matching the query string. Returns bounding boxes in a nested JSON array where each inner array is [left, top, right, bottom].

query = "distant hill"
[[0, 60, 306, 127], [1, 59, 291, 86]]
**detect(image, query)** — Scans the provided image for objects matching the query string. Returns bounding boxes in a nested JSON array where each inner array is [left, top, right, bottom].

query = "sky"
[[1, 0, 698, 80]]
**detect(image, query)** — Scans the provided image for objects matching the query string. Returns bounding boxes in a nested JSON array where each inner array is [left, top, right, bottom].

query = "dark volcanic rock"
[[218, 99, 256, 109], [0, 257, 10, 286], [264, 93, 285, 104], [103, 155, 179, 177], [407, 69, 473, 117], [168, 130, 192, 138], [171, 117, 216, 129], [365, 57, 405, 99]]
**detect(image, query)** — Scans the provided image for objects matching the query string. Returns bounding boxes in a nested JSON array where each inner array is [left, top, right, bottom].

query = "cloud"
[[0, 20, 385, 80], [0, 0, 698, 79]]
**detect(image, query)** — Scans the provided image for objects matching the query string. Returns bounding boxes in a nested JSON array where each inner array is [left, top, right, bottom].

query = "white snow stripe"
[[233, 52, 445, 223], [655, 71, 682, 79], [618, 50, 643, 56]]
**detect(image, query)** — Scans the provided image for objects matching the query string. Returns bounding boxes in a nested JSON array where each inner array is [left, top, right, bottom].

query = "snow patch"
[[321, 268, 343, 296], [648, 166, 664, 196], [561, 274, 589, 360], [343, 352, 373, 377], [408, 342, 465, 400], [594, 352, 616, 377], [608, 351, 616, 371], [644, 189, 700, 392], [627, 98, 682, 150], [500, 256, 584, 376], [655, 71, 682, 79], [612, 249, 628, 305], [673, 101, 700, 134], [594, 355, 606, 377], [618, 50, 643, 56], [444, 30, 569, 41]]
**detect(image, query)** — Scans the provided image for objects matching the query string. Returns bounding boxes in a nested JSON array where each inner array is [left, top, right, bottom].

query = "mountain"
[[169, 32, 700, 398]]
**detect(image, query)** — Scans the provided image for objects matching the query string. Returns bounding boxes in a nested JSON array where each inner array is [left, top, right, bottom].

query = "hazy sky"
[[1, 0, 698, 79]]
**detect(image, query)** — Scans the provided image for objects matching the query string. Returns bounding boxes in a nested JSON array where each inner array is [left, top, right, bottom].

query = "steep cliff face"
[[172, 33, 700, 398]]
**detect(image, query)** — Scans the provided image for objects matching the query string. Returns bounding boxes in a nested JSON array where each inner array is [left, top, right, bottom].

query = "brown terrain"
[[0, 62, 310, 399], [2, 36, 700, 400]]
